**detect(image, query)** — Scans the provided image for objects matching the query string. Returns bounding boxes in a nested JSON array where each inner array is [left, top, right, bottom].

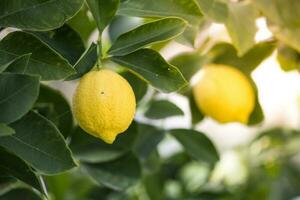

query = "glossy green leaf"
[[277, 44, 300, 71], [0, 111, 77, 175], [0, 147, 42, 193], [0, 188, 41, 200], [68, 4, 97, 44], [253, 0, 300, 52], [0, 0, 84, 31], [133, 124, 164, 161], [111, 48, 187, 93], [120, 71, 148, 103], [208, 41, 275, 74], [170, 129, 219, 167], [145, 100, 184, 119], [118, 0, 203, 25], [66, 43, 98, 80], [0, 31, 75, 80], [35, 84, 73, 138], [108, 16, 143, 43], [70, 122, 138, 163], [108, 17, 187, 56], [28, 25, 85, 65], [170, 51, 206, 80], [86, 0, 120, 33], [0, 73, 39, 124], [0, 124, 14, 137], [83, 152, 141, 191]]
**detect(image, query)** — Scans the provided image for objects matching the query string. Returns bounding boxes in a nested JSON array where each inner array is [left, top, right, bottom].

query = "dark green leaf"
[[0, 73, 39, 124], [111, 48, 187, 93], [170, 129, 219, 167], [28, 25, 85, 65], [170, 51, 206, 80], [0, 32, 75, 80], [145, 100, 184, 119], [108, 17, 187, 56], [0, 124, 14, 137], [68, 4, 97, 44], [70, 122, 138, 163], [133, 124, 165, 160], [35, 84, 73, 138], [277, 44, 300, 71], [120, 71, 148, 103], [83, 153, 141, 191], [188, 91, 204, 125], [118, 0, 203, 25], [86, 0, 120, 33], [108, 15, 143, 43], [0, 111, 77, 175], [248, 78, 264, 125], [0, 188, 41, 200], [208, 41, 275, 74], [143, 171, 165, 200], [0, 0, 84, 31], [5, 54, 31, 74], [66, 43, 98, 80], [0, 147, 42, 193]]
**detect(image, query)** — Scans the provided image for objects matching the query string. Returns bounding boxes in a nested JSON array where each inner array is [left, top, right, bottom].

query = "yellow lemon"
[[193, 64, 255, 124], [73, 69, 136, 144]]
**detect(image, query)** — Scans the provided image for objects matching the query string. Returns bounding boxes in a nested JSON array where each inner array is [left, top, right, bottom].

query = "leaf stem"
[[38, 175, 49, 199]]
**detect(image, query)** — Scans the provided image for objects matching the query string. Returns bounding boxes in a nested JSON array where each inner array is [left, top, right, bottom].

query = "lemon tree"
[[0, 0, 300, 199]]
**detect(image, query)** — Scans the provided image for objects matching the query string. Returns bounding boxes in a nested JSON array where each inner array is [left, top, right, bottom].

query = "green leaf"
[[253, 0, 300, 52], [145, 100, 184, 119], [111, 48, 187, 93], [86, 0, 120, 33], [35, 84, 73, 138], [120, 71, 148, 103], [188, 91, 204, 125], [248, 78, 264, 125], [225, 2, 258, 56], [108, 16, 143, 43], [0, 73, 39, 124], [277, 44, 300, 71], [108, 17, 187, 56], [0, 188, 41, 200], [68, 4, 97, 44], [196, 0, 228, 22], [208, 41, 275, 74], [82, 152, 141, 191], [70, 122, 138, 163], [5, 54, 31, 74], [0, 31, 75, 80], [66, 43, 98, 80], [170, 51, 206, 80], [197, 0, 257, 55], [28, 25, 85, 65], [0, 147, 42, 193], [170, 129, 219, 167], [118, 0, 203, 25], [0, 111, 77, 175], [0, 0, 84, 31], [133, 124, 165, 161], [0, 124, 14, 137]]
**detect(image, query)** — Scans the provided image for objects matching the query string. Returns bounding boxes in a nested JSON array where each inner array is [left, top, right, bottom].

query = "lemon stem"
[[96, 33, 102, 70]]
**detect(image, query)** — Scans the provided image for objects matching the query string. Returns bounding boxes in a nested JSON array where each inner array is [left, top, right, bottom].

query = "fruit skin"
[[193, 64, 255, 124], [73, 69, 136, 144]]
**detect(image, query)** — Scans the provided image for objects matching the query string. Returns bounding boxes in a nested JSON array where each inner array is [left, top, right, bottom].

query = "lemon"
[[73, 69, 136, 144], [193, 64, 255, 124]]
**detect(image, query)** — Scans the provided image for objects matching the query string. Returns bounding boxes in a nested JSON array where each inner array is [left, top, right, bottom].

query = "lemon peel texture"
[[193, 64, 255, 124], [73, 69, 136, 144]]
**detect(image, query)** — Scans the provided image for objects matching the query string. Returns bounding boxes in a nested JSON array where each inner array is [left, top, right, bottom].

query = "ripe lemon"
[[73, 69, 136, 144], [193, 64, 255, 124]]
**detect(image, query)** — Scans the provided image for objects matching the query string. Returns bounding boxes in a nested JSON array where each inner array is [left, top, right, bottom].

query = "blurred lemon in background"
[[193, 64, 255, 124]]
